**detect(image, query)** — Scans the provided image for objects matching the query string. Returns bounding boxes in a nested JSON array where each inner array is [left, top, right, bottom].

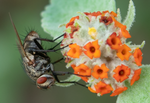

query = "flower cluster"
[[61, 11, 144, 96]]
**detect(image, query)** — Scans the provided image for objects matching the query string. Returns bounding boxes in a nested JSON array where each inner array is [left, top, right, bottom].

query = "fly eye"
[[37, 77, 47, 84], [36, 74, 55, 89]]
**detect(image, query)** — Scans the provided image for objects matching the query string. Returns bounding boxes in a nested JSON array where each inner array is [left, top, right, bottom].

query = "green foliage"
[[123, 0, 135, 31], [117, 65, 150, 103], [116, 8, 121, 23]]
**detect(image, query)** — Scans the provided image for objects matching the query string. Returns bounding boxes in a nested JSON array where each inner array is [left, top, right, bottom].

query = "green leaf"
[[116, 65, 150, 103], [41, 0, 116, 42], [116, 8, 122, 23], [123, 0, 135, 31], [55, 75, 81, 87]]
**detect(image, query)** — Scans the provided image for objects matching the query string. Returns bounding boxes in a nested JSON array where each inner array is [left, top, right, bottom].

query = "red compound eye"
[[37, 77, 47, 84]]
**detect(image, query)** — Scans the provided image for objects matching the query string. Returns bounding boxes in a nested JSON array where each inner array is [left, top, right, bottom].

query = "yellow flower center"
[[88, 27, 97, 39]]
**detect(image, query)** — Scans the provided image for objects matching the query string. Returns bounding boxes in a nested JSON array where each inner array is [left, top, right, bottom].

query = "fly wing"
[[9, 13, 33, 65], [9, 13, 26, 57]]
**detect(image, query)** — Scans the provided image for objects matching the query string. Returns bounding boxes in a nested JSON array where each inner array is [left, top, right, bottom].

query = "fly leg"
[[33, 33, 70, 53], [47, 63, 90, 88], [34, 33, 65, 43], [52, 71, 90, 88], [52, 57, 64, 65], [34, 33, 65, 50], [31, 43, 69, 53]]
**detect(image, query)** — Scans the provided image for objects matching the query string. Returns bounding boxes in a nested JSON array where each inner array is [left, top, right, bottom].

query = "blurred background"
[[0, 0, 149, 103]]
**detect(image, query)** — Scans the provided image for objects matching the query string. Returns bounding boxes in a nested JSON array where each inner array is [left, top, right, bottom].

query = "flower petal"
[[110, 87, 128, 96], [130, 68, 142, 86], [94, 81, 113, 96]]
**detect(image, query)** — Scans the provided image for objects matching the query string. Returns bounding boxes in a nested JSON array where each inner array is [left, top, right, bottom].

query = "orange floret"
[[133, 48, 143, 66], [110, 11, 117, 17], [113, 64, 130, 82], [92, 64, 109, 79], [69, 25, 79, 38], [71, 64, 76, 69], [72, 64, 91, 82], [120, 25, 131, 38], [64, 53, 71, 63], [102, 10, 109, 16], [88, 87, 97, 93], [65, 57, 71, 63], [84, 12, 91, 15], [130, 68, 142, 86], [112, 17, 131, 38], [110, 87, 128, 96], [112, 17, 124, 28], [83, 40, 101, 59], [91, 11, 102, 17], [67, 43, 82, 58], [94, 81, 113, 96], [66, 16, 79, 28], [84, 11, 102, 17], [117, 44, 132, 61], [63, 33, 68, 38], [106, 32, 122, 50], [99, 16, 113, 25]]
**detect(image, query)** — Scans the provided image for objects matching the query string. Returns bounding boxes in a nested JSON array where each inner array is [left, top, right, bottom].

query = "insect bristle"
[[24, 26, 38, 34]]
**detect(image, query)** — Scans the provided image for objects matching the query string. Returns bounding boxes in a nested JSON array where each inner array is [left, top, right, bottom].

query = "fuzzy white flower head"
[[60, 10, 144, 96]]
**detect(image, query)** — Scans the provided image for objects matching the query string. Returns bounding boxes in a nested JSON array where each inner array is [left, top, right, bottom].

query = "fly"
[[9, 13, 89, 89]]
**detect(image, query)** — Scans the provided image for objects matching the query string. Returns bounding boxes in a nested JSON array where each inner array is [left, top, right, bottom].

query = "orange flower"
[[110, 11, 117, 17], [117, 44, 132, 61], [112, 17, 131, 38], [112, 17, 124, 28], [71, 64, 77, 73], [84, 12, 91, 15], [67, 43, 82, 58], [69, 25, 79, 38], [133, 48, 143, 66], [88, 87, 97, 93], [110, 87, 128, 96], [91, 11, 102, 17], [84, 11, 102, 17], [130, 68, 142, 86], [92, 64, 109, 79], [65, 57, 71, 63], [113, 64, 130, 82], [72, 64, 91, 82], [102, 10, 109, 16], [120, 25, 131, 38], [107, 32, 122, 50], [64, 53, 71, 63], [83, 40, 101, 59], [94, 81, 113, 96], [99, 16, 113, 25], [66, 16, 79, 28], [61, 33, 68, 46], [63, 33, 68, 38]]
